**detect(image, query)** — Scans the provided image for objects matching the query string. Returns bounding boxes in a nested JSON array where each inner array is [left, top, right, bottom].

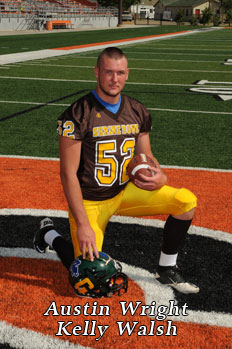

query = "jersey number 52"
[[95, 138, 135, 187]]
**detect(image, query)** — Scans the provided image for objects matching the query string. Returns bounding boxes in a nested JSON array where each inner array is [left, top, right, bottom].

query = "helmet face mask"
[[69, 252, 128, 298]]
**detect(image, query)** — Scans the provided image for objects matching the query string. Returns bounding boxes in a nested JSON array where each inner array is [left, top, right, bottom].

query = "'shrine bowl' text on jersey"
[[57, 92, 152, 200]]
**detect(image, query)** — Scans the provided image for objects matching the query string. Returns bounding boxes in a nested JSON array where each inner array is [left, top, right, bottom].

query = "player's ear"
[[94, 66, 99, 79], [125, 68, 129, 81]]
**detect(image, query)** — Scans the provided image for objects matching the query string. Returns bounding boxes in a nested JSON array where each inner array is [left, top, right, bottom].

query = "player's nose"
[[111, 72, 118, 82]]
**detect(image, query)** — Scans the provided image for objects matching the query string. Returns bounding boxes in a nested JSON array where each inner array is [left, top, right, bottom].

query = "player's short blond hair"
[[97, 47, 128, 68]]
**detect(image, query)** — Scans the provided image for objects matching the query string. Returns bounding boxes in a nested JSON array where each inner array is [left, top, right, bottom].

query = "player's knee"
[[174, 188, 197, 213]]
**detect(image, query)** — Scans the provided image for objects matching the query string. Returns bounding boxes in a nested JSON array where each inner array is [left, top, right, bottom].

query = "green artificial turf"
[[0, 25, 197, 55], [0, 27, 232, 169]]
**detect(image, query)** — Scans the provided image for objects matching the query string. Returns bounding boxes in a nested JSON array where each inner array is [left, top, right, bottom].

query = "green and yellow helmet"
[[69, 252, 128, 298]]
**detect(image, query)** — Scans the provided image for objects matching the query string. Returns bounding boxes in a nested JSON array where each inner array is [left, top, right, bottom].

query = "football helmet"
[[69, 252, 128, 298]]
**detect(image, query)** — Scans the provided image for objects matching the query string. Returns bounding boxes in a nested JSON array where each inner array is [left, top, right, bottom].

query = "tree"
[[219, 0, 232, 22], [213, 14, 221, 26], [226, 8, 232, 25], [189, 15, 198, 26], [175, 9, 185, 25], [222, 0, 232, 11], [200, 7, 213, 25]]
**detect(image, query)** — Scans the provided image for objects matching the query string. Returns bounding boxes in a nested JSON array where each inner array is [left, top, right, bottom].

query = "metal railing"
[[0, 1, 118, 18]]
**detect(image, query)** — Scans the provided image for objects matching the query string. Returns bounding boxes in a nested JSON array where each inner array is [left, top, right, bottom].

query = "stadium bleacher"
[[0, 0, 116, 19], [0, 0, 117, 30]]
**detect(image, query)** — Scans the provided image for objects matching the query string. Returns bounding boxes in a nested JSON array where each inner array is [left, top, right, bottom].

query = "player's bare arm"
[[59, 136, 99, 261], [134, 132, 167, 191]]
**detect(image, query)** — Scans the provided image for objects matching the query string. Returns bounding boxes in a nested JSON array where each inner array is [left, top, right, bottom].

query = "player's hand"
[[134, 166, 167, 191], [77, 224, 99, 261]]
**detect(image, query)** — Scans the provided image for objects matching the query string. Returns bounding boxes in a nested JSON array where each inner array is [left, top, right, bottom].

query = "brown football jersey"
[[57, 92, 152, 200]]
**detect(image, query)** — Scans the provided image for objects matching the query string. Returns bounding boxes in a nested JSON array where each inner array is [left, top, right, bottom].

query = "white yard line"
[[0, 99, 231, 115], [142, 44, 232, 48], [0, 100, 70, 107], [63, 55, 226, 63], [196, 80, 232, 85], [22, 58, 227, 63], [0, 75, 228, 88], [16, 63, 232, 74], [124, 47, 232, 51], [1, 99, 231, 116], [148, 107, 232, 115], [0, 75, 96, 83], [124, 51, 231, 56]]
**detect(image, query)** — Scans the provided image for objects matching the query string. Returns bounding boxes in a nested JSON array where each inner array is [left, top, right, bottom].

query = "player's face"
[[94, 56, 129, 103]]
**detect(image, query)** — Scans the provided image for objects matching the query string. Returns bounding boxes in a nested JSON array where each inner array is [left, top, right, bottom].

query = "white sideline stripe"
[[0, 208, 231, 244], [17, 63, 232, 74], [0, 30, 218, 65], [1, 154, 231, 172], [0, 208, 68, 217], [161, 164, 232, 173], [0, 154, 60, 161], [0, 248, 231, 329], [0, 28, 221, 65], [0, 321, 91, 349]]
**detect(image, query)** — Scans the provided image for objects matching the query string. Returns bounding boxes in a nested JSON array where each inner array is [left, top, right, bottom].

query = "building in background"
[[131, 0, 158, 19], [154, 0, 220, 21]]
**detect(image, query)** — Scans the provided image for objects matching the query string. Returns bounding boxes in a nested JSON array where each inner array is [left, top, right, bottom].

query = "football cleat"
[[33, 217, 54, 253], [154, 265, 200, 294], [69, 252, 128, 298]]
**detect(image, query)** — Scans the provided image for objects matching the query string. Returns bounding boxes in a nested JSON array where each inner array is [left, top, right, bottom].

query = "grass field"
[[0, 27, 232, 169], [0, 26, 197, 54], [0, 26, 232, 349]]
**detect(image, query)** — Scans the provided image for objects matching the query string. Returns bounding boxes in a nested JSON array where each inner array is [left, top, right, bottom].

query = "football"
[[127, 153, 156, 183]]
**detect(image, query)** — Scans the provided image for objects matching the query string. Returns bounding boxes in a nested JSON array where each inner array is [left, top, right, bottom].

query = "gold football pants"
[[69, 183, 197, 258]]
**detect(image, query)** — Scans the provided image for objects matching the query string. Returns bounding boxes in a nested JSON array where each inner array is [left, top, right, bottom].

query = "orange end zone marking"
[[1, 157, 67, 211], [50, 31, 190, 50], [0, 256, 231, 348], [1, 157, 231, 233]]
